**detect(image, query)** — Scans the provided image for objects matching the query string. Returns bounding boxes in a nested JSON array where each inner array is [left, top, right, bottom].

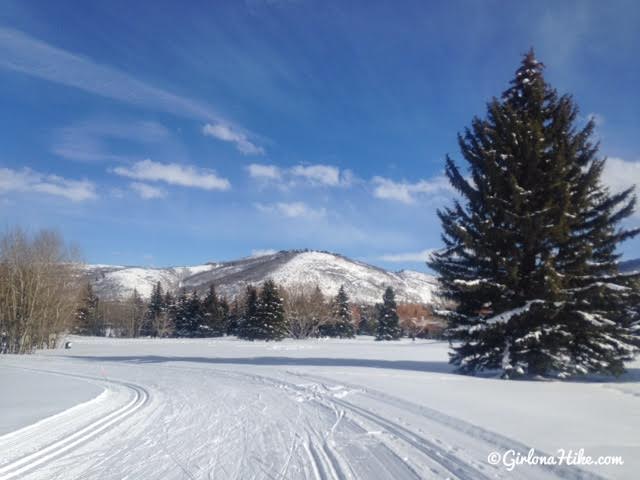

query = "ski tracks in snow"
[[1, 360, 607, 479], [0, 366, 150, 480], [216, 368, 605, 480]]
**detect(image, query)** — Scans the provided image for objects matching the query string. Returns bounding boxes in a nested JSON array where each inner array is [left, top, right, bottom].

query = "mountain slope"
[[619, 258, 640, 273], [85, 250, 438, 305]]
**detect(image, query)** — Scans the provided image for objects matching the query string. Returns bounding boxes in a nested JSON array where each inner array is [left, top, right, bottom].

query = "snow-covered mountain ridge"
[[84, 250, 438, 305]]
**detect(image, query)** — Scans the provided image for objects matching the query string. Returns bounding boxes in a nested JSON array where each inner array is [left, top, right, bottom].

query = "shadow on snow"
[[69, 355, 455, 374], [67, 354, 640, 383]]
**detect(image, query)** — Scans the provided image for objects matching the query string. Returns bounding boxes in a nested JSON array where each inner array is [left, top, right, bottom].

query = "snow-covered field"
[[1, 337, 637, 479]]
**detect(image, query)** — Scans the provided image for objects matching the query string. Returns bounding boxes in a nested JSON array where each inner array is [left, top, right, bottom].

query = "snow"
[[0, 369, 102, 435], [569, 282, 631, 293], [268, 251, 436, 304], [1, 336, 638, 479], [462, 300, 545, 333], [85, 263, 217, 299], [577, 312, 616, 327], [85, 251, 438, 304]]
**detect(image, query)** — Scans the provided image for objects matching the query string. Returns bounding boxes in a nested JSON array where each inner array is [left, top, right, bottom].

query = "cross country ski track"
[[1, 356, 608, 479], [0, 366, 150, 480]]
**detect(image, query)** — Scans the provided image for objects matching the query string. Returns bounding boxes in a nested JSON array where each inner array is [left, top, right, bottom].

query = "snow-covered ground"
[[0, 369, 102, 435], [1, 337, 637, 479]]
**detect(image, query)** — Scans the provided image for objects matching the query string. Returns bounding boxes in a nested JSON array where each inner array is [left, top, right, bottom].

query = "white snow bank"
[[0, 368, 103, 435]]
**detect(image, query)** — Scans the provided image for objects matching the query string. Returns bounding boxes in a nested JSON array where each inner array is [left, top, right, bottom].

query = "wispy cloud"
[[372, 175, 452, 204], [587, 112, 605, 127], [255, 201, 326, 219], [113, 159, 230, 191], [0, 167, 96, 202], [0, 27, 263, 152], [130, 182, 167, 199], [250, 248, 278, 257], [247, 163, 352, 188], [246, 163, 282, 180], [202, 123, 264, 155], [52, 118, 170, 163], [601, 157, 640, 216], [378, 249, 435, 263], [290, 164, 352, 187]]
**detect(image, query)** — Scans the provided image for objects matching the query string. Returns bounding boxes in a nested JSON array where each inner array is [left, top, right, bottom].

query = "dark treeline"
[[73, 280, 419, 342]]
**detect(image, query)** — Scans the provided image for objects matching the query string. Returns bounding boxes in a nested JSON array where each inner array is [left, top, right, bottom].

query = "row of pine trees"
[[75, 281, 403, 341]]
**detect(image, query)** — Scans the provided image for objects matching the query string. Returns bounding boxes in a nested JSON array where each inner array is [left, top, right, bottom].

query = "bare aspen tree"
[[0, 228, 82, 353], [92, 293, 147, 338], [124, 289, 146, 337], [283, 284, 329, 338]]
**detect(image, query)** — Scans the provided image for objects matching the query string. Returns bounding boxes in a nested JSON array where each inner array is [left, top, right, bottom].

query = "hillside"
[[619, 258, 640, 273], [84, 250, 438, 305]]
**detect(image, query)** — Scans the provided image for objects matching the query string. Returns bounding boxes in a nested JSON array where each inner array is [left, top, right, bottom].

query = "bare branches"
[[0, 227, 82, 353], [282, 284, 329, 339]]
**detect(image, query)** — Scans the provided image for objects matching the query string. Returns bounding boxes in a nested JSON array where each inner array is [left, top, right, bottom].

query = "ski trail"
[[217, 368, 603, 480], [289, 371, 607, 480], [4, 356, 617, 479], [211, 369, 479, 479], [0, 367, 150, 480]]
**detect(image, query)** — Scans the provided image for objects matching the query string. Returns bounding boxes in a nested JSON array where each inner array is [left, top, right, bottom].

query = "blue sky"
[[1, 0, 639, 271]]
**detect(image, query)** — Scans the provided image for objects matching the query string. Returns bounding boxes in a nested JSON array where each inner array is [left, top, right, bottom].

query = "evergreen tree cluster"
[[430, 50, 640, 378], [73, 281, 420, 342], [376, 287, 402, 341], [77, 282, 234, 338], [237, 280, 288, 341], [319, 286, 355, 338], [167, 284, 232, 338], [74, 282, 103, 336], [356, 304, 378, 336]]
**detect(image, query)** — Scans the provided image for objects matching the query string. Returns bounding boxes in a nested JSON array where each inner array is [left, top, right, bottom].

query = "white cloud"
[[250, 248, 278, 257], [246, 163, 352, 188], [601, 157, 640, 215], [378, 249, 435, 263], [291, 164, 348, 187], [255, 201, 326, 219], [246, 163, 282, 180], [587, 112, 605, 127], [202, 123, 264, 155], [0, 167, 96, 202], [372, 175, 452, 204], [113, 159, 230, 191], [130, 182, 166, 199], [0, 27, 263, 153]]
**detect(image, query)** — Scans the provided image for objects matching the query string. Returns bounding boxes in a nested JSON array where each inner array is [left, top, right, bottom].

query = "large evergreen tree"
[[172, 289, 192, 337], [75, 282, 102, 335], [429, 50, 640, 378], [237, 285, 259, 339], [187, 291, 205, 337], [226, 298, 241, 336], [254, 280, 288, 341], [376, 287, 402, 340], [202, 284, 226, 337], [219, 297, 230, 333], [320, 286, 355, 338], [357, 304, 378, 336], [141, 282, 164, 337]]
